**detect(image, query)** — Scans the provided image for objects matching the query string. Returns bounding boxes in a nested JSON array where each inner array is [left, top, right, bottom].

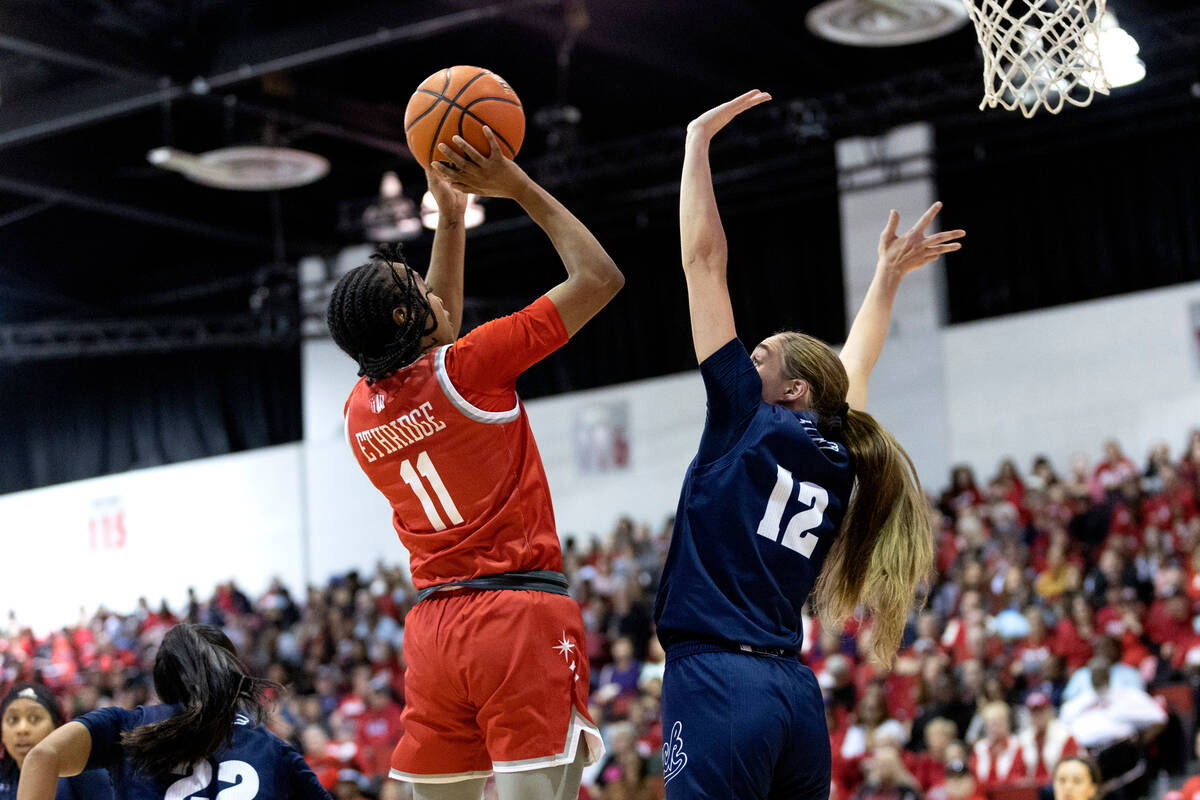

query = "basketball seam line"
[[404, 69, 452, 135], [427, 70, 492, 167], [455, 96, 519, 157]]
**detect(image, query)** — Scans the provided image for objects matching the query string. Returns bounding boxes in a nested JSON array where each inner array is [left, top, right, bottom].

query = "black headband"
[[1, 683, 64, 728]]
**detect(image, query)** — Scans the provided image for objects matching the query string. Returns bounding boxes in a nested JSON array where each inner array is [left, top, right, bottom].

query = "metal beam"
[[214, 96, 411, 158], [0, 0, 556, 152], [0, 313, 296, 362], [0, 199, 56, 230], [0, 174, 305, 252], [0, 34, 152, 80]]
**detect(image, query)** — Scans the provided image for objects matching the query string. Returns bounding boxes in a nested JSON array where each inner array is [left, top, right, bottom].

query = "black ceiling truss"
[[0, 0, 557, 151], [0, 4, 1194, 251], [0, 312, 296, 362], [0, 3, 1197, 363]]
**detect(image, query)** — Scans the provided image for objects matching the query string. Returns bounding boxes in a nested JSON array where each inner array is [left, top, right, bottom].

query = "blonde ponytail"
[[773, 332, 934, 667], [814, 408, 932, 666]]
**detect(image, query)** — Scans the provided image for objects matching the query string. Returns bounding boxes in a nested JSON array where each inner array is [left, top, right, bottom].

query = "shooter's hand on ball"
[[876, 201, 965, 282], [686, 89, 772, 142], [434, 128, 528, 200]]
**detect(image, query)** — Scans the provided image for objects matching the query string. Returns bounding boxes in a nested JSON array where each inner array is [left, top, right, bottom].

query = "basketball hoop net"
[[962, 0, 1110, 117]]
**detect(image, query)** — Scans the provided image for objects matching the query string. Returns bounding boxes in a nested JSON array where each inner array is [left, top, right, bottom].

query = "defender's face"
[[751, 336, 803, 407]]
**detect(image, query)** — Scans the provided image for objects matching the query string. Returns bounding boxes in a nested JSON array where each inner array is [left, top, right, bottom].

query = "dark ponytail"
[[774, 331, 934, 667], [120, 624, 272, 776], [326, 244, 438, 382]]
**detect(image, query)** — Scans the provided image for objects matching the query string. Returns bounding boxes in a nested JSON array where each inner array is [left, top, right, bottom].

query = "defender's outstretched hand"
[[842, 202, 964, 410], [424, 164, 467, 220], [686, 90, 772, 141], [433, 127, 529, 200], [877, 201, 965, 278]]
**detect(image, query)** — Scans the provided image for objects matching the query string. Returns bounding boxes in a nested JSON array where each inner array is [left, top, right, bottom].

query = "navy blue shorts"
[[661, 642, 831, 800]]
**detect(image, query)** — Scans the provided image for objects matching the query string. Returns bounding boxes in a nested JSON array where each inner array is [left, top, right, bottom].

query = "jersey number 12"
[[399, 451, 464, 531], [756, 464, 828, 558]]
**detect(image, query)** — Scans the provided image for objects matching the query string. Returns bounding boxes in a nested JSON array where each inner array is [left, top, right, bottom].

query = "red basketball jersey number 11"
[[399, 451, 464, 531]]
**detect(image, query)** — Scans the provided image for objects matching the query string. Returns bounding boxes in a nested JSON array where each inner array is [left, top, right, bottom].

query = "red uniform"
[[343, 296, 601, 783]]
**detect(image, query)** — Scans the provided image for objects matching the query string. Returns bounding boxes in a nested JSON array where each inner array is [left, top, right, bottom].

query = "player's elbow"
[[23, 739, 62, 776], [589, 257, 625, 297], [682, 246, 725, 279]]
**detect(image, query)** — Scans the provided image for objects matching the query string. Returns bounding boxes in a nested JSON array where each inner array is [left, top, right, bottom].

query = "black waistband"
[[660, 630, 800, 660], [415, 570, 570, 603]]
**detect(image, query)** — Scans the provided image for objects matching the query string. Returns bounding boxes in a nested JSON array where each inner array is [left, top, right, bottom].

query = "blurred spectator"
[[1178, 729, 1200, 800], [1016, 692, 1078, 785], [1050, 756, 1101, 800], [970, 701, 1026, 789], [1095, 440, 1139, 498], [355, 679, 404, 781], [5, 425, 1200, 796], [334, 769, 370, 800], [940, 758, 986, 800], [853, 745, 921, 800], [1060, 657, 1165, 748]]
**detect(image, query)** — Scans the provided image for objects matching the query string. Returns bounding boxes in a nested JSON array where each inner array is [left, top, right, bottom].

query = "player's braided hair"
[[326, 243, 438, 382], [774, 331, 934, 668]]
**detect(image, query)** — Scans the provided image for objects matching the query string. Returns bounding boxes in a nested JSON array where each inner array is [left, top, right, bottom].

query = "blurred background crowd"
[[4, 428, 1200, 800]]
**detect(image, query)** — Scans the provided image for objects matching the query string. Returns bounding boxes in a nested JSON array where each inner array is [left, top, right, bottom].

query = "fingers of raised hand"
[[913, 200, 944, 234], [478, 127, 502, 160], [437, 142, 472, 171], [930, 243, 962, 254], [926, 229, 966, 245], [881, 209, 900, 241], [739, 90, 772, 107], [452, 134, 489, 165]]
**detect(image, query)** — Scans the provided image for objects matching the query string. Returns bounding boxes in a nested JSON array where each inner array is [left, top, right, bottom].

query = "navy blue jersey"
[[654, 339, 854, 651], [0, 760, 112, 800], [79, 704, 330, 800]]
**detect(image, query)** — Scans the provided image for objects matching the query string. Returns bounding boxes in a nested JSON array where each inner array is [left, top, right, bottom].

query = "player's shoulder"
[[83, 702, 171, 730], [234, 713, 299, 755], [790, 411, 852, 468]]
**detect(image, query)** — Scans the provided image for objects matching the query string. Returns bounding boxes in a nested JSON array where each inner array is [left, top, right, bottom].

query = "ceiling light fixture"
[[362, 171, 422, 242], [420, 191, 485, 231]]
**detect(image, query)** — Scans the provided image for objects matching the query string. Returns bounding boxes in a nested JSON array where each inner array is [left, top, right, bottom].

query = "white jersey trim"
[[388, 768, 493, 784], [434, 344, 520, 424], [491, 708, 605, 772]]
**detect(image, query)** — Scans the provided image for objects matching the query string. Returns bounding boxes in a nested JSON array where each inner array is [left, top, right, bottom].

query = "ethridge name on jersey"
[[353, 401, 447, 463]]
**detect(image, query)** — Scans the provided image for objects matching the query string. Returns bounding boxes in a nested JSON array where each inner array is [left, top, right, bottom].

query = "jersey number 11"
[[399, 451, 464, 531], [755, 464, 828, 558]]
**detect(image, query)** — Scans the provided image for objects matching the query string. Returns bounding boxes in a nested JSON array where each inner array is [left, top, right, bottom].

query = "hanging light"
[[420, 191, 485, 230], [362, 171, 422, 241], [1083, 12, 1145, 89]]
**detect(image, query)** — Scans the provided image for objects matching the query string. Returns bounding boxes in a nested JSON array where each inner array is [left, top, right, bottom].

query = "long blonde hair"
[[775, 332, 934, 666]]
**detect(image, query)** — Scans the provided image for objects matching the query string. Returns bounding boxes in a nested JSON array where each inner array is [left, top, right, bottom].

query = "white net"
[[962, 0, 1110, 117]]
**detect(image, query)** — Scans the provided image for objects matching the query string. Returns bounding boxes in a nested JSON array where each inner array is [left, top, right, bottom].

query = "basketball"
[[404, 66, 525, 169]]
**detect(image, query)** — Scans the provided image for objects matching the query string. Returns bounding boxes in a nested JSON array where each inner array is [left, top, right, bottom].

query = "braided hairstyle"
[[326, 244, 438, 382]]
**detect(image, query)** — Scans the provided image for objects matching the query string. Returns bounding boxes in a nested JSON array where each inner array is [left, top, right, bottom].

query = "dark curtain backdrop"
[[935, 101, 1200, 323], [0, 347, 301, 494], [509, 144, 846, 398]]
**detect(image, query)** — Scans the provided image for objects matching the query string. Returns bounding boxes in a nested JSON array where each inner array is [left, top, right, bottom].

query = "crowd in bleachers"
[[3, 429, 1200, 800]]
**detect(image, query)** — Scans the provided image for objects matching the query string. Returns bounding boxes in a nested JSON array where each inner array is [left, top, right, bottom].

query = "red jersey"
[[344, 296, 569, 588]]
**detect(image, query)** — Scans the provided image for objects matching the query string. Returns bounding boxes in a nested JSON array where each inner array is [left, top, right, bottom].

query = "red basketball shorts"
[[388, 589, 603, 784]]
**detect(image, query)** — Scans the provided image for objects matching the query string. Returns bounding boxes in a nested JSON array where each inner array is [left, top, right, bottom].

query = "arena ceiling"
[[0, 0, 1197, 339]]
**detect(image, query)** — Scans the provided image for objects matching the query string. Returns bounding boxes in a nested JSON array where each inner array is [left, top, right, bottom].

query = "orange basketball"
[[404, 66, 525, 169]]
